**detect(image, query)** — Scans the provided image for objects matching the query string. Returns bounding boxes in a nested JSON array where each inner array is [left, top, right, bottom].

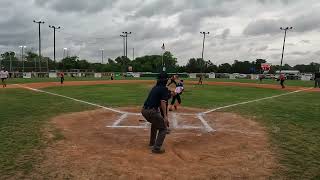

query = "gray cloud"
[[286, 43, 295, 46], [132, 0, 235, 18], [216, 28, 231, 40], [290, 51, 311, 56], [35, 0, 113, 13], [243, 10, 320, 36], [120, 19, 178, 40], [243, 19, 286, 36], [300, 40, 310, 44], [256, 45, 268, 51], [315, 50, 320, 56], [292, 11, 320, 32]]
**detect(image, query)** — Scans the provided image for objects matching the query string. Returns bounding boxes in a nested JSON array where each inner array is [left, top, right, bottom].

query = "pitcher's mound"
[[31, 107, 277, 179]]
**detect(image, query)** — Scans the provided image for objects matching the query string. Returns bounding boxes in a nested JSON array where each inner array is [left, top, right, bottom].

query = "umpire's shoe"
[[152, 148, 165, 154]]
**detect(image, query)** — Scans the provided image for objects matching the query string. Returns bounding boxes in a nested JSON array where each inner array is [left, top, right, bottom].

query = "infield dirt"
[[27, 107, 277, 179]]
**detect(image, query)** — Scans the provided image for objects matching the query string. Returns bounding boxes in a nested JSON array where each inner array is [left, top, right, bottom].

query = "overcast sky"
[[1, 0, 320, 65]]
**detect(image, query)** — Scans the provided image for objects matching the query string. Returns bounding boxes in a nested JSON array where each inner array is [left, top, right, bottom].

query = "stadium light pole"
[[200, 32, 209, 73], [122, 32, 132, 58], [133, 48, 135, 61], [120, 35, 126, 57], [100, 49, 104, 64], [19, 46, 27, 72], [279, 27, 293, 73], [49, 25, 61, 71], [33, 20, 45, 72]]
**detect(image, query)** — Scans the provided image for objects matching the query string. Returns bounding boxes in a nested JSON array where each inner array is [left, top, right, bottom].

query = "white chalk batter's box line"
[[15, 84, 312, 133], [106, 112, 214, 132]]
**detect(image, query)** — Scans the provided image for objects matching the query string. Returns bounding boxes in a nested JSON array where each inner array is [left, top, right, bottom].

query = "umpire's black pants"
[[315, 78, 320, 88], [141, 108, 167, 150]]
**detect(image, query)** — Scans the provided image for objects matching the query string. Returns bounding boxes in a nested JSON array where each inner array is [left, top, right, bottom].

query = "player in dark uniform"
[[141, 72, 170, 154], [198, 74, 203, 85], [314, 72, 320, 88]]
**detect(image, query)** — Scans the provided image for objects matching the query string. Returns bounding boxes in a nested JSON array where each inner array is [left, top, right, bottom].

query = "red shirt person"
[[279, 73, 286, 89], [59, 72, 65, 84]]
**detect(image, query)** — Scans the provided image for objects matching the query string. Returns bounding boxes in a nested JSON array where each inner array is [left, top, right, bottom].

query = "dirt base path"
[[6, 79, 319, 92], [29, 107, 277, 179]]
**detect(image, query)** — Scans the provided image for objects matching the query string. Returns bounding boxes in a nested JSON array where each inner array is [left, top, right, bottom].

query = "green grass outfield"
[[0, 83, 319, 179], [5, 77, 315, 87]]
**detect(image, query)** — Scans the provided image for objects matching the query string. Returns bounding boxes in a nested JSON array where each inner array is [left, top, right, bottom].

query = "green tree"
[[115, 56, 130, 72], [205, 60, 218, 73], [231, 60, 252, 73], [0, 52, 19, 71], [294, 63, 320, 73], [218, 63, 232, 73]]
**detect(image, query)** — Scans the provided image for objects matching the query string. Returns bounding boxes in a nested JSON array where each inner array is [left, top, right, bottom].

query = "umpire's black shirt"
[[315, 72, 320, 79], [144, 86, 169, 109]]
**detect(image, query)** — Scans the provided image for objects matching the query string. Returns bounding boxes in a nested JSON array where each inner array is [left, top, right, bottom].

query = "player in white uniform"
[[0, 67, 9, 88]]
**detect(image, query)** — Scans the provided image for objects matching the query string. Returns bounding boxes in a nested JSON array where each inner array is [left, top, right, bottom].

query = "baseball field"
[[0, 78, 319, 179]]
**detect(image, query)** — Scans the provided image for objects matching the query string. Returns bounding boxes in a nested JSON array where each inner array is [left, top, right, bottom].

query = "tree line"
[[1, 51, 319, 73]]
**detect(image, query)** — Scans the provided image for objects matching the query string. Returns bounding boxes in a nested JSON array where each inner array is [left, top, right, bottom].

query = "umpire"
[[141, 72, 170, 154]]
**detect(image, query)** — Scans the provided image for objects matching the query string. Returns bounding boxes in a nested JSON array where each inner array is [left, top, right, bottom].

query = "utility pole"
[[133, 48, 135, 61], [19, 46, 26, 72], [200, 32, 210, 73], [161, 43, 165, 71], [122, 32, 132, 58], [33, 20, 45, 72], [101, 49, 104, 64], [279, 27, 293, 73], [120, 35, 125, 57], [63, 48, 68, 58], [9, 52, 12, 72], [49, 25, 61, 71]]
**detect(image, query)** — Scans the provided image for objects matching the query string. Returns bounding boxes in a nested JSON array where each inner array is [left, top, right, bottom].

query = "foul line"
[[14, 84, 194, 116], [14, 84, 125, 114], [112, 113, 128, 126], [202, 88, 312, 114], [197, 114, 215, 132]]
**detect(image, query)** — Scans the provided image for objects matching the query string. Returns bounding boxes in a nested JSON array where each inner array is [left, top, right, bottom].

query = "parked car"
[[264, 74, 275, 79], [125, 72, 134, 77]]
